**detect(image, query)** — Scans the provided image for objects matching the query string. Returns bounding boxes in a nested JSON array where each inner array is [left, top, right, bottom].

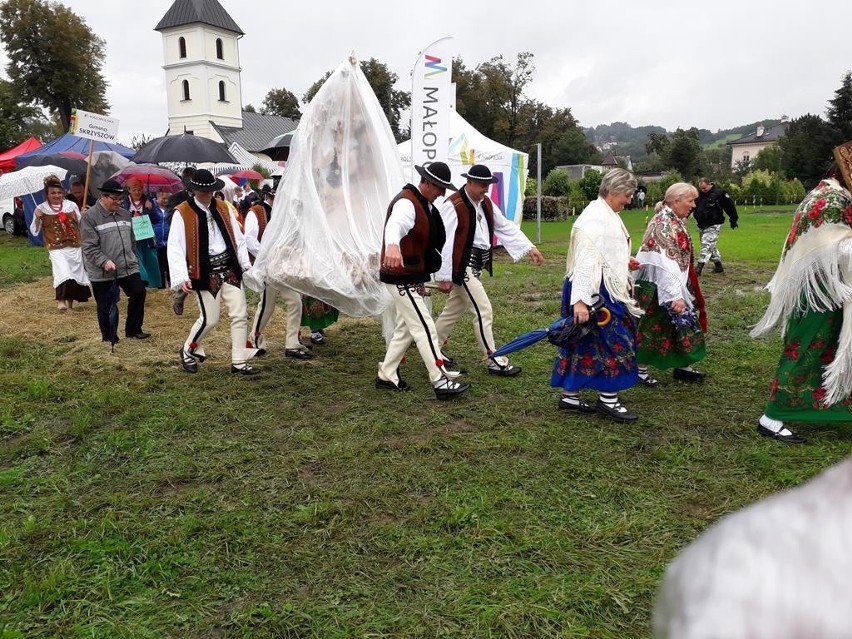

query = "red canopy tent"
[[0, 137, 42, 175]]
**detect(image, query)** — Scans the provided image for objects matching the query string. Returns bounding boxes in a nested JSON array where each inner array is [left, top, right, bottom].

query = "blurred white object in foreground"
[[655, 456, 852, 639]]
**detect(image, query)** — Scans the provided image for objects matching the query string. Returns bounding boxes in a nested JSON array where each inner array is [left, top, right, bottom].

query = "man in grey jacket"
[[81, 179, 150, 342]]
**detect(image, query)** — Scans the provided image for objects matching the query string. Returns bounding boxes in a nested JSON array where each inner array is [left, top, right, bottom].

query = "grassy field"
[[2, 207, 851, 638]]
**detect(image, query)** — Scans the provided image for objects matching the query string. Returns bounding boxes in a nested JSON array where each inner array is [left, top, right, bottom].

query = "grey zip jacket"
[[80, 201, 140, 282]]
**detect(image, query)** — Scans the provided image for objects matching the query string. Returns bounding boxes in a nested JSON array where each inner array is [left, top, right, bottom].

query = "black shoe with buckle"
[[673, 367, 706, 382], [488, 362, 522, 377], [231, 364, 261, 376], [375, 377, 410, 392], [757, 423, 806, 444], [127, 331, 151, 340], [433, 379, 471, 400], [179, 346, 198, 373], [310, 331, 327, 345], [595, 399, 639, 422], [637, 374, 660, 387], [285, 347, 314, 360], [558, 396, 596, 413]]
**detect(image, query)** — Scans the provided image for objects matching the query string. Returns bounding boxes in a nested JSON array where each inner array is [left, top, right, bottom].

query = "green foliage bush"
[[578, 169, 602, 200], [542, 169, 571, 196]]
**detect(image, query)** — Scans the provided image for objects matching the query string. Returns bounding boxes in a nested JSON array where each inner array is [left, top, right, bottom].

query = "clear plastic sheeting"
[[248, 55, 403, 318]]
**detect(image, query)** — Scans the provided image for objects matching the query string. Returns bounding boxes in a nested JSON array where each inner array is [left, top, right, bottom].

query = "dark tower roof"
[[155, 0, 244, 35]]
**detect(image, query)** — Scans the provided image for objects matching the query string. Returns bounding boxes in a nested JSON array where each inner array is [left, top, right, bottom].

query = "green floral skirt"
[[765, 307, 852, 422], [635, 281, 706, 369], [301, 296, 339, 331]]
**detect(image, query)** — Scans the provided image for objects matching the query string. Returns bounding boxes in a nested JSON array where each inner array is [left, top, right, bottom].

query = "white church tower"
[[155, 0, 244, 141]]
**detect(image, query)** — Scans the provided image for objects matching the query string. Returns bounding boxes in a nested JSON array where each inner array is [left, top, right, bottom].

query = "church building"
[[155, 0, 296, 157]]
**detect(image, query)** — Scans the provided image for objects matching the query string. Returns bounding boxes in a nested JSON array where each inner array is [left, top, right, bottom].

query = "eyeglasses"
[[104, 194, 123, 201]]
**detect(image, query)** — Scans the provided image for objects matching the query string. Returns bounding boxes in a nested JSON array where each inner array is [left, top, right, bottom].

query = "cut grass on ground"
[[1, 210, 849, 638]]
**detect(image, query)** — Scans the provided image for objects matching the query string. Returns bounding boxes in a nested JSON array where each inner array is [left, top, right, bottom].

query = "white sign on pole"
[[70, 109, 120, 143], [409, 37, 454, 183]]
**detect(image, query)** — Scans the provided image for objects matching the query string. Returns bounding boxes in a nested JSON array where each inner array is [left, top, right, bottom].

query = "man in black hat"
[[377, 162, 470, 400], [80, 179, 150, 342], [167, 168, 260, 376], [434, 164, 544, 376]]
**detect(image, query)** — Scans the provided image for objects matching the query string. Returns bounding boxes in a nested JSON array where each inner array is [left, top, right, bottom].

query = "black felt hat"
[[461, 164, 498, 184], [415, 161, 457, 191], [183, 168, 224, 192]]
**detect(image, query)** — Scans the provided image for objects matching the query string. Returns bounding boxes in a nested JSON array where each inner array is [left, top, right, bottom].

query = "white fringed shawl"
[[566, 197, 642, 317], [751, 179, 852, 405]]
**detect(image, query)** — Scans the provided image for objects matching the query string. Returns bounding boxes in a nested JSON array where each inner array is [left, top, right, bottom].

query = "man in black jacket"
[[694, 177, 738, 274]]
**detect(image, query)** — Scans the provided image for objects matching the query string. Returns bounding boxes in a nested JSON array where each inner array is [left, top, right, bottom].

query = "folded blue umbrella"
[[490, 295, 609, 359]]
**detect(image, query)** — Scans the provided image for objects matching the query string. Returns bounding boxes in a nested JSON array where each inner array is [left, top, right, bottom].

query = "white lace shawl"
[[566, 197, 641, 317]]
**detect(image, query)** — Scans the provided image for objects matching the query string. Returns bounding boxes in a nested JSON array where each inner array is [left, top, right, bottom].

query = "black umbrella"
[[16, 153, 88, 176], [108, 276, 120, 352], [260, 131, 295, 162], [132, 133, 237, 164]]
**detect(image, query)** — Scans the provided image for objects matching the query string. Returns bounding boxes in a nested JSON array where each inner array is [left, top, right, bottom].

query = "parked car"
[[2, 197, 26, 236]]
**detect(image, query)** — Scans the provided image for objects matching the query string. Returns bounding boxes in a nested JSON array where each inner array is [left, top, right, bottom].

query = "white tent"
[[398, 109, 529, 224]]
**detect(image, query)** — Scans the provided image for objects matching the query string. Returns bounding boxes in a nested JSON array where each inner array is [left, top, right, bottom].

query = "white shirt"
[[436, 188, 534, 283], [244, 208, 261, 257], [383, 196, 417, 247]]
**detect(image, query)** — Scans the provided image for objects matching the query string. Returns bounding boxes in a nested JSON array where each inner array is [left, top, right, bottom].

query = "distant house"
[[727, 118, 789, 168], [155, 0, 297, 161], [556, 154, 633, 180]]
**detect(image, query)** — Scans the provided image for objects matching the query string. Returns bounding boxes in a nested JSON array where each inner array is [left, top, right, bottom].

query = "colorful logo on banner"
[[424, 55, 447, 79]]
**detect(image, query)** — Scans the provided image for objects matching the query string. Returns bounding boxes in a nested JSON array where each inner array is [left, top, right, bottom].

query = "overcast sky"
[[2, 0, 850, 146]]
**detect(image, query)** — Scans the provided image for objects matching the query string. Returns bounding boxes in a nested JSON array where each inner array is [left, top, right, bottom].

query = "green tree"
[[0, 0, 109, 132], [778, 114, 838, 189], [751, 145, 783, 174], [244, 104, 257, 113], [826, 70, 852, 140], [666, 128, 702, 179], [578, 169, 602, 201], [0, 79, 55, 149], [304, 59, 410, 141], [261, 88, 301, 119], [541, 168, 571, 196]]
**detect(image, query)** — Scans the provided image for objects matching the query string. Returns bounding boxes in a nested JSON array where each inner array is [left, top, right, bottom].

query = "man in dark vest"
[[434, 164, 544, 376], [377, 162, 470, 400], [167, 169, 260, 376]]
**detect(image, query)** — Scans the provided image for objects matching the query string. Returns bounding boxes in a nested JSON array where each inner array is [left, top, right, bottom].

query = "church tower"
[[155, 0, 244, 140]]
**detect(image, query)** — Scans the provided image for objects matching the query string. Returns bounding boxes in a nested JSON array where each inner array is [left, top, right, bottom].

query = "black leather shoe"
[[757, 423, 806, 444], [637, 374, 661, 387], [173, 299, 184, 315], [433, 379, 471, 400], [375, 377, 410, 392], [488, 363, 522, 377], [558, 397, 597, 413], [595, 399, 639, 422], [285, 348, 314, 360], [713, 261, 724, 273], [127, 331, 151, 340], [231, 364, 261, 376], [673, 367, 706, 382], [310, 331, 327, 345], [441, 354, 456, 368], [179, 346, 198, 373]]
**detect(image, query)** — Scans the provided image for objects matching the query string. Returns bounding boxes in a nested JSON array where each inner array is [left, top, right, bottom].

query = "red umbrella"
[[110, 164, 183, 193], [231, 168, 264, 181]]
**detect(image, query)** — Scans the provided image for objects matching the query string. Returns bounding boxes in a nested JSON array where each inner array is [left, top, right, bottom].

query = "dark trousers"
[[91, 273, 147, 340], [156, 246, 170, 289]]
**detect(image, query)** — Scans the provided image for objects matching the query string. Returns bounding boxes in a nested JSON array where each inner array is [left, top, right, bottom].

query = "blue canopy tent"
[[17, 134, 135, 245]]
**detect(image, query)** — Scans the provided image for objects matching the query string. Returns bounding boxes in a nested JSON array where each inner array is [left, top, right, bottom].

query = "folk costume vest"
[[248, 203, 269, 265], [379, 185, 446, 285], [446, 189, 495, 284], [41, 209, 82, 250], [174, 198, 243, 291]]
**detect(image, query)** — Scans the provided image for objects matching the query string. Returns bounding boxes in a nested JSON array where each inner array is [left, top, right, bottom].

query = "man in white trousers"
[[377, 162, 470, 400], [167, 169, 260, 376], [435, 164, 544, 376]]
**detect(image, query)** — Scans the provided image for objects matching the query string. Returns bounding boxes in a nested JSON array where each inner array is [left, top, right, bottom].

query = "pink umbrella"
[[110, 164, 183, 193], [231, 168, 264, 181]]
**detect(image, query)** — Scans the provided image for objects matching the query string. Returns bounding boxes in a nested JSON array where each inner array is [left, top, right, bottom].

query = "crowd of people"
[[25, 148, 852, 445]]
